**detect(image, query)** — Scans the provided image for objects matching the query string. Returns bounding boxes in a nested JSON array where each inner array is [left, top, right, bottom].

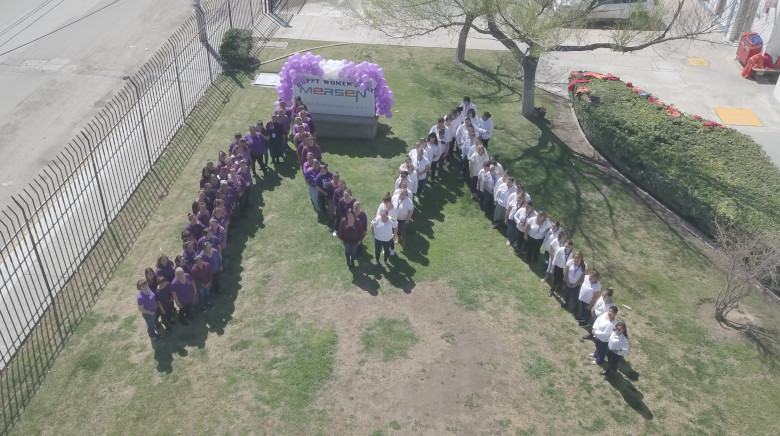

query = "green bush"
[[219, 28, 254, 69], [569, 75, 780, 236]]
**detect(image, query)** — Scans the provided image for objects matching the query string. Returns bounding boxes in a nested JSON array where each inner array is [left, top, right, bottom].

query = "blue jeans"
[[141, 313, 159, 339], [607, 351, 623, 371], [344, 242, 358, 266], [430, 160, 438, 181], [564, 285, 581, 308], [308, 186, 320, 212], [374, 238, 392, 263], [197, 283, 212, 307], [594, 339, 609, 365], [416, 177, 427, 195], [506, 219, 517, 243]]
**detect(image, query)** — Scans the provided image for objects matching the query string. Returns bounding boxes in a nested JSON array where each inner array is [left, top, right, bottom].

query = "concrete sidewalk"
[[273, 0, 780, 167]]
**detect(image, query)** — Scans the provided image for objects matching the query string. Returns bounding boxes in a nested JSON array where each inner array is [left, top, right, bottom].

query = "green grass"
[[7, 40, 780, 436], [361, 317, 420, 361]]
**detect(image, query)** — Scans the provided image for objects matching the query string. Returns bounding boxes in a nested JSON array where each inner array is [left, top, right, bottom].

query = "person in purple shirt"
[[185, 213, 205, 240], [301, 136, 322, 163], [300, 109, 316, 136], [197, 228, 221, 254], [304, 160, 322, 213], [228, 133, 242, 153], [136, 279, 161, 342], [200, 242, 223, 293], [196, 203, 211, 227], [246, 124, 269, 176], [314, 162, 333, 216], [335, 188, 355, 236], [353, 201, 368, 256], [155, 254, 176, 282], [267, 113, 286, 165], [208, 219, 227, 253], [255, 120, 271, 169], [182, 241, 198, 266], [171, 267, 196, 324], [302, 152, 315, 175], [190, 256, 214, 312], [174, 255, 191, 275], [156, 275, 176, 331]]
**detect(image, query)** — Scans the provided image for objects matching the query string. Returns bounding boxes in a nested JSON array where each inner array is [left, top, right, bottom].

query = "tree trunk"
[[456, 15, 475, 63], [521, 56, 539, 118]]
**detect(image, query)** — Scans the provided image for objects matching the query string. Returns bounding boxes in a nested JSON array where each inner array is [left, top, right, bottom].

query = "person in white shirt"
[[504, 193, 529, 247], [489, 154, 504, 177], [604, 322, 629, 380], [412, 148, 430, 196], [548, 239, 574, 297], [391, 189, 414, 244], [563, 251, 588, 309], [424, 133, 440, 182], [478, 111, 494, 148], [371, 209, 397, 268], [376, 192, 399, 256], [590, 305, 618, 365], [461, 96, 477, 118], [429, 117, 445, 139], [514, 201, 537, 251], [444, 114, 456, 165], [577, 271, 602, 326], [479, 164, 497, 215], [582, 288, 616, 339], [465, 108, 480, 129], [524, 210, 551, 263], [395, 170, 417, 201], [468, 144, 489, 197], [393, 180, 414, 202], [461, 130, 477, 182], [492, 175, 516, 228], [543, 227, 567, 282], [542, 221, 562, 266]]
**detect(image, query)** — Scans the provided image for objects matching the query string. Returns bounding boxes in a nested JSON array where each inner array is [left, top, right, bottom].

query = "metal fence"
[[0, 0, 305, 432]]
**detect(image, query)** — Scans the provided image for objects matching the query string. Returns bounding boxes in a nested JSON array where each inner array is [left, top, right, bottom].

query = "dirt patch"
[[306, 282, 544, 435], [696, 301, 747, 344]]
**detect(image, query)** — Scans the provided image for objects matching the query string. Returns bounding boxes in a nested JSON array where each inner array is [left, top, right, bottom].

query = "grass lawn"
[[8, 40, 780, 435]]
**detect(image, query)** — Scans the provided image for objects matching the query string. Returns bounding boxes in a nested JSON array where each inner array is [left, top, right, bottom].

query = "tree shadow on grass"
[[721, 319, 780, 371], [608, 362, 653, 420], [321, 123, 409, 159], [153, 187, 264, 373]]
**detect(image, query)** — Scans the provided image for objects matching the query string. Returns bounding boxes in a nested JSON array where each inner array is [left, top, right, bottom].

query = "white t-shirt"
[[412, 155, 430, 180], [608, 331, 629, 356], [514, 208, 537, 230], [377, 203, 399, 221], [506, 191, 531, 207], [543, 227, 561, 251], [393, 188, 414, 199], [492, 161, 504, 177], [391, 194, 414, 220], [478, 118, 494, 139], [478, 169, 496, 193], [395, 175, 418, 195], [527, 217, 551, 240], [455, 124, 470, 146], [578, 275, 602, 303], [592, 312, 616, 342], [371, 217, 397, 242], [593, 296, 616, 318], [565, 258, 587, 286], [469, 152, 489, 177], [461, 102, 477, 117], [550, 245, 574, 272]]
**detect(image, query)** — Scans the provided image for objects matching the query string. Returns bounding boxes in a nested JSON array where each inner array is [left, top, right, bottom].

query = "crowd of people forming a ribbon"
[[133, 95, 630, 380]]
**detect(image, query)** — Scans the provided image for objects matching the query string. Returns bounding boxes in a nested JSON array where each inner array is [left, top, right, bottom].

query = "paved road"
[[0, 0, 194, 209], [275, 0, 780, 167]]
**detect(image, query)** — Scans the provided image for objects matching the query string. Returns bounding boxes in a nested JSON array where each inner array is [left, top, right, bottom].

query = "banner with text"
[[293, 75, 376, 117]]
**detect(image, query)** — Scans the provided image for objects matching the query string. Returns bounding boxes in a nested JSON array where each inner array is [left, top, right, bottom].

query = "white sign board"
[[293, 75, 376, 117]]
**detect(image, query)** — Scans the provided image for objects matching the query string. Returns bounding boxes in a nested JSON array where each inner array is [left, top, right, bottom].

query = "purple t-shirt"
[[155, 261, 176, 282], [190, 262, 213, 286], [245, 132, 266, 155], [171, 274, 195, 305], [156, 283, 173, 304], [314, 171, 333, 197], [338, 197, 355, 217], [137, 290, 157, 312]]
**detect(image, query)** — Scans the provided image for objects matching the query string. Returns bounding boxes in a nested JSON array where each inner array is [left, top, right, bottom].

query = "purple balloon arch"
[[275, 52, 395, 119]]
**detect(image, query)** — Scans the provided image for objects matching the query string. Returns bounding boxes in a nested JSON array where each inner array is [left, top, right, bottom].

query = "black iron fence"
[[0, 0, 305, 432]]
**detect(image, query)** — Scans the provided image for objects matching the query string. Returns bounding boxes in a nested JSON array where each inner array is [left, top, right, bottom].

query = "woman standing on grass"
[[392, 188, 414, 245], [548, 240, 574, 297], [155, 254, 176, 283], [354, 201, 368, 256], [524, 210, 551, 263], [171, 267, 196, 324], [339, 209, 363, 268], [603, 321, 629, 380], [562, 251, 587, 310], [155, 275, 175, 331], [371, 209, 397, 268], [136, 279, 160, 342], [376, 193, 399, 256]]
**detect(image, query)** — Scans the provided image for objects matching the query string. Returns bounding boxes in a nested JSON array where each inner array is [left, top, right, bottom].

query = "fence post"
[[249, 0, 254, 25], [170, 40, 188, 123], [228, 0, 234, 29], [12, 196, 65, 343], [194, 0, 208, 44], [126, 77, 154, 168], [85, 135, 122, 252]]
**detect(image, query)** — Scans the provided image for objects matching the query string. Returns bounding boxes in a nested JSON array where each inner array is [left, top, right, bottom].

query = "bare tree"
[[341, 0, 720, 117], [714, 220, 780, 327]]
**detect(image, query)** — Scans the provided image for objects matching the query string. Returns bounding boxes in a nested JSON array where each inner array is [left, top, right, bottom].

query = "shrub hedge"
[[569, 73, 780, 236]]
